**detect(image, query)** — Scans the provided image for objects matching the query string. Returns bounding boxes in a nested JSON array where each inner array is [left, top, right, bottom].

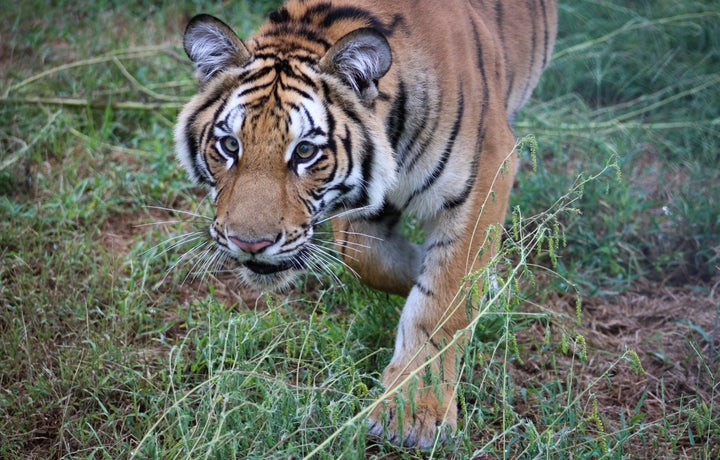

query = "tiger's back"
[[175, 0, 556, 448], [250, 0, 556, 217]]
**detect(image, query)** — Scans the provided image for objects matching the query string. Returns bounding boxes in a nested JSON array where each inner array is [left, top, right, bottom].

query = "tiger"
[[174, 0, 556, 448]]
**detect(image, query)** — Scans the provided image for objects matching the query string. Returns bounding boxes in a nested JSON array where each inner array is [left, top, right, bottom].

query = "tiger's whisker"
[[135, 219, 206, 228], [145, 231, 206, 258], [183, 244, 216, 285], [145, 205, 212, 221], [155, 239, 212, 288], [312, 231, 372, 249], [308, 242, 359, 264], [312, 242, 362, 261], [309, 244, 359, 279], [329, 239, 370, 252], [332, 229, 385, 242], [304, 252, 344, 287], [315, 204, 376, 224]]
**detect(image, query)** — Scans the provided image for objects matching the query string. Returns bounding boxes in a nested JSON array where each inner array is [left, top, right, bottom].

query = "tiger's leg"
[[367, 132, 518, 447], [332, 204, 421, 297]]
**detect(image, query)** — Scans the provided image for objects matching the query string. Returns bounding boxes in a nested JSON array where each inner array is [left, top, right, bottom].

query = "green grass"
[[1, 0, 719, 458]]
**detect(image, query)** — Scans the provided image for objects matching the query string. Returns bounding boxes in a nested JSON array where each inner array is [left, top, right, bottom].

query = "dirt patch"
[[581, 284, 717, 401], [99, 208, 156, 255], [513, 281, 720, 456]]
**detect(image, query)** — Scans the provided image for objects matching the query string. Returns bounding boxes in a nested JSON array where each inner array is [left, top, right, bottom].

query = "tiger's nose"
[[228, 236, 273, 254]]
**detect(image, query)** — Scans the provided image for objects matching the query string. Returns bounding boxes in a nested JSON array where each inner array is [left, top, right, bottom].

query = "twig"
[[110, 56, 187, 103], [553, 12, 720, 60], [2, 45, 177, 98], [0, 110, 63, 171], [1, 96, 182, 111], [711, 280, 720, 362]]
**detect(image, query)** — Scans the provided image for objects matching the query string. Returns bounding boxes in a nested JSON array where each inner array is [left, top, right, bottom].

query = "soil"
[[512, 282, 719, 457]]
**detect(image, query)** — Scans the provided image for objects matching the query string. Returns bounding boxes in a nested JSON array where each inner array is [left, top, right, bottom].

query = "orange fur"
[[175, 0, 557, 447]]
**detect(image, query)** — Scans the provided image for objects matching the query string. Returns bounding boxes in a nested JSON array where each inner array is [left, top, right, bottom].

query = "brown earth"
[[511, 282, 719, 457]]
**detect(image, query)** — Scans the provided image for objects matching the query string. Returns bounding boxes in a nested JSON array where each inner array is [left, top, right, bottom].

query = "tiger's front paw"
[[367, 367, 457, 448]]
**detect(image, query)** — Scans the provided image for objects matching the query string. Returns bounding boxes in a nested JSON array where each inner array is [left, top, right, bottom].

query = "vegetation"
[[1, 0, 718, 458]]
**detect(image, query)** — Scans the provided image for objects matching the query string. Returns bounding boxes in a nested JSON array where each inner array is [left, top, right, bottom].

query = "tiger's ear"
[[320, 28, 392, 101], [183, 14, 251, 85]]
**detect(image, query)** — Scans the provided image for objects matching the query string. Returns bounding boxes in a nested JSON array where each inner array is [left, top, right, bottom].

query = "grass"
[[1, 0, 719, 458]]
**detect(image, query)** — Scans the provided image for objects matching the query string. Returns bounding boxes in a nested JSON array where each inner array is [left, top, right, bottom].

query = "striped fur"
[[175, 0, 556, 447]]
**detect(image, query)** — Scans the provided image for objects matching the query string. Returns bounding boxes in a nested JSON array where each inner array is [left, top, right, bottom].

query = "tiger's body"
[[175, 0, 556, 447]]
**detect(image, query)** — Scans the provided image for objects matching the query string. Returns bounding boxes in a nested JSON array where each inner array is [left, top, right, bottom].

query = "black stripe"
[[268, 7, 290, 24], [206, 149, 224, 166], [237, 80, 274, 99], [367, 200, 402, 226], [405, 87, 464, 204], [324, 183, 352, 199], [426, 238, 457, 252], [301, 105, 316, 129], [302, 2, 332, 22], [299, 195, 315, 215], [308, 188, 325, 202], [324, 82, 357, 204], [414, 281, 435, 298], [251, 49, 319, 65], [401, 104, 441, 173], [354, 136, 375, 208], [197, 123, 211, 155], [444, 21, 490, 210], [306, 126, 326, 137], [396, 81, 430, 161], [339, 124, 353, 177], [284, 65, 320, 90], [242, 97, 270, 111], [238, 65, 275, 87], [319, 6, 371, 28], [519, 0, 539, 106], [308, 160, 331, 175], [540, 0, 550, 69], [261, 24, 331, 50], [214, 97, 237, 136], [234, 66, 258, 82], [495, 0, 504, 33], [505, 72, 515, 111], [278, 80, 313, 100], [495, 0, 514, 110], [420, 326, 441, 350], [386, 79, 407, 151], [318, 6, 380, 31], [184, 85, 233, 185], [214, 183, 226, 200], [323, 109, 338, 179]]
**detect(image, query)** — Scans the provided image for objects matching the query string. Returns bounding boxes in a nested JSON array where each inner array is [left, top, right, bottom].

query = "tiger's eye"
[[220, 136, 239, 155], [294, 141, 317, 160]]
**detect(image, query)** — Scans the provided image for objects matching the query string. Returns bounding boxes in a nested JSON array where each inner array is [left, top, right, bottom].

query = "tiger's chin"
[[235, 259, 303, 292]]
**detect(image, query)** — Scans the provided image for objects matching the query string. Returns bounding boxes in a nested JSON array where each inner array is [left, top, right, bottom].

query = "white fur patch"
[[186, 22, 241, 82], [334, 43, 386, 93]]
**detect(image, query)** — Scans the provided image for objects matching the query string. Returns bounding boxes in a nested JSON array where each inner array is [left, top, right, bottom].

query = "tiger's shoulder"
[[251, 0, 557, 120]]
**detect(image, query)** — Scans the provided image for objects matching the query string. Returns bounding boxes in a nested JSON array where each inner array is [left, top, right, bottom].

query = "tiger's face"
[[175, 15, 396, 289]]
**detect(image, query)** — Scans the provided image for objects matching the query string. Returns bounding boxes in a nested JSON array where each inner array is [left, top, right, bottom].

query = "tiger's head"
[[174, 14, 396, 290]]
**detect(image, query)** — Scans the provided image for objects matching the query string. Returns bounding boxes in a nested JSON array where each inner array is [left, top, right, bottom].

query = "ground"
[[100, 211, 720, 457], [514, 283, 718, 456]]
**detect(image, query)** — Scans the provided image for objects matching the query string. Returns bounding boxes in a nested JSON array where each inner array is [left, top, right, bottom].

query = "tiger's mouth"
[[240, 247, 309, 276], [243, 259, 299, 275], [237, 256, 306, 291]]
